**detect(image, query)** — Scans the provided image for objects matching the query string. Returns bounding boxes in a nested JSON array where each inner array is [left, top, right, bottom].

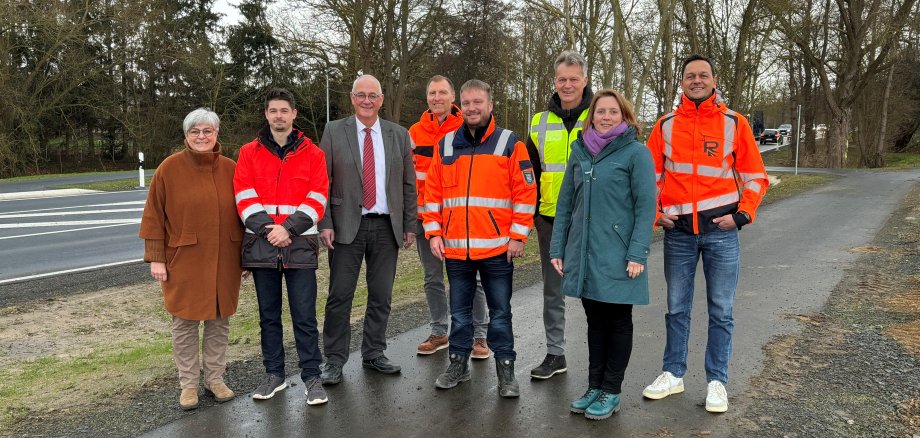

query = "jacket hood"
[[417, 105, 463, 135], [548, 84, 594, 120], [455, 114, 496, 148], [676, 89, 725, 116], [256, 124, 315, 152]]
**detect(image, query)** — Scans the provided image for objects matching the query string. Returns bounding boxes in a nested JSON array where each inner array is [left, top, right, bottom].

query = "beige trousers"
[[171, 316, 230, 389]]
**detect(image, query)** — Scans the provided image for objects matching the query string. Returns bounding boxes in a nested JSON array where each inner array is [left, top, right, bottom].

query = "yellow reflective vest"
[[529, 109, 588, 217]]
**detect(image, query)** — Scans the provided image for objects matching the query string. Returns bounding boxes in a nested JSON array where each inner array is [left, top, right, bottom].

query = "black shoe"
[[496, 358, 520, 398], [435, 353, 471, 389], [252, 373, 287, 400], [362, 355, 401, 374], [530, 354, 567, 379], [320, 362, 343, 385]]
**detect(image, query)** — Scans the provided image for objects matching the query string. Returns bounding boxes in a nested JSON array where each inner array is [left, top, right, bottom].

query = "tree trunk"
[[863, 65, 895, 168], [826, 109, 849, 168]]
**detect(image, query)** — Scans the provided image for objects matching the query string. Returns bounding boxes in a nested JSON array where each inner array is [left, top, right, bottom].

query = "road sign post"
[[794, 105, 801, 175]]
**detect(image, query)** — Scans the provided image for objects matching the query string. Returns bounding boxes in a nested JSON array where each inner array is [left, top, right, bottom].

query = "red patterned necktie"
[[362, 127, 376, 209]]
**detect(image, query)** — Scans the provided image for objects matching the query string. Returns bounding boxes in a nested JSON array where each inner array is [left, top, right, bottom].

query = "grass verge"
[[52, 177, 151, 192]]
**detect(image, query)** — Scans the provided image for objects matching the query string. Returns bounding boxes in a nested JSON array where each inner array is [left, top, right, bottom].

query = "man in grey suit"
[[318, 74, 417, 385]]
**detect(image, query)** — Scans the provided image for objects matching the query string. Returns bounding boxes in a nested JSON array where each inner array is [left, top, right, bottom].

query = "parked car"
[[778, 124, 792, 136], [760, 129, 782, 145]]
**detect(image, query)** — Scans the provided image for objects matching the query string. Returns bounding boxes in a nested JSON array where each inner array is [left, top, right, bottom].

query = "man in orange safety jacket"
[[423, 79, 537, 398], [641, 54, 768, 414], [409, 75, 491, 359]]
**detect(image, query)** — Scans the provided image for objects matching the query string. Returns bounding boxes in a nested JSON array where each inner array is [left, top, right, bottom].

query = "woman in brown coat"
[[139, 108, 244, 410]]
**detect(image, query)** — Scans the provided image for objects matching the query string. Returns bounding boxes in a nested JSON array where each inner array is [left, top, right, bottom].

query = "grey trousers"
[[323, 216, 399, 366], [536, 214, 565, 355], [171, 316, 230, 389], [415, 221, 488, 338]]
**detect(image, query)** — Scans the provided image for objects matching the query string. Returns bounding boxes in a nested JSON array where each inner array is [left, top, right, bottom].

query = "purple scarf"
[[582, 122, 628, 157]]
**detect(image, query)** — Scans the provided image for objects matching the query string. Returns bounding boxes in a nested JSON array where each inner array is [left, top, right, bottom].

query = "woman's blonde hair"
[[585, 89, 640, 136]]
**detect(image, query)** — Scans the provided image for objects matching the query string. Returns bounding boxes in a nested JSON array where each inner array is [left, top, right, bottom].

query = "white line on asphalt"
[[0, 223, 135, 240], [0, 208, 144, 219], [0, 189, 146, 202], [2, 200, 146, 215], [0, 189, 99, 201], [0, 219, 141, 228], [0, 258, 145, 285]]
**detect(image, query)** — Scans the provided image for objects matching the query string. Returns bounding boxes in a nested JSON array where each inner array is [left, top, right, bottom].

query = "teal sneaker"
[[570, 388, 602, 414], [585, 392, 620, 420]]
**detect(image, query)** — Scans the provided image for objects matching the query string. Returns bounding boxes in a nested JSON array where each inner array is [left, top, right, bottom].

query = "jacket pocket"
[[487, 210, 501, 237], [612, 224, 629, 248], [285, 235, 319, 269], [442, 163, 460, 188], [166, 232, 197, 268]]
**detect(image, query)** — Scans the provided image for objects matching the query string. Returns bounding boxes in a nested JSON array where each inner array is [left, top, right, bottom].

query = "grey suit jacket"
[[318, 115, 417, 245]]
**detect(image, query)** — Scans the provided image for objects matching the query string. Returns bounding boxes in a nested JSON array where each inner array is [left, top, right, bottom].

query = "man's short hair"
[[182, 108, 220, 134], [460, 79, 492, 101], [680, 54, 716, 77], [554, 50, 587, 77], [264, 88, 296, 110], [427, 75, 455, 92], [352, 74, 383, 94]]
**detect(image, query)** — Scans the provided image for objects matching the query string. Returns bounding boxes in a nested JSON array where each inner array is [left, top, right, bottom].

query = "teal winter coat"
[[549, 127, 657, 304]]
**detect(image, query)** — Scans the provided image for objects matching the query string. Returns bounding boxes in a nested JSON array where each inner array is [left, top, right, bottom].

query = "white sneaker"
[[705, 380, 728, 413], [642, 371, 685, 399]]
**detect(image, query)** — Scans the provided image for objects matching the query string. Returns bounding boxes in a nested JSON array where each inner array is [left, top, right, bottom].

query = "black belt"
[[363, 213, 389, 218]]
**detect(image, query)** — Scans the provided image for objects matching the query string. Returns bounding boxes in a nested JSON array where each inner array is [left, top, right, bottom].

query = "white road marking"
[[0, 223, 136, 240], [0, 208, 144, 219], [2, 200, 146, 215], [0, 219, 141, 228], [0, 258, 145, 285], [0, 189, 146, 202]]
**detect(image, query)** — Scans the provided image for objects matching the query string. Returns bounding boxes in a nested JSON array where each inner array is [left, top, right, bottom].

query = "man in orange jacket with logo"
[[410, 75, 491, 359], [642, 55, 768, 413], [423, 79, 537, 398]]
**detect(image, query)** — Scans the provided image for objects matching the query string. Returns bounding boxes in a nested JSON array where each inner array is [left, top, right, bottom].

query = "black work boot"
[[496, 358, 520, 398], [435, 353, 471, 389]]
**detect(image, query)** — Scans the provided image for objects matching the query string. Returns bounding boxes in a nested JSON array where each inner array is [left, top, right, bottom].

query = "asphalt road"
[[0, 170, 153, 193], [0, 189, 147, 283], [143, 169, 919, 437]]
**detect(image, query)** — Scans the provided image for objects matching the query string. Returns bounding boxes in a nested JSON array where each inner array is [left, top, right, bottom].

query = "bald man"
[[317, 75, 418, 385]]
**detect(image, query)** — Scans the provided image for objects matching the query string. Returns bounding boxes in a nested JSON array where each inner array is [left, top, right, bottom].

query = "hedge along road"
[[143, 168, 919, 437]]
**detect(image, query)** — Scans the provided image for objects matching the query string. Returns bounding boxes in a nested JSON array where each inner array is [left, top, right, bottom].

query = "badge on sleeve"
[[523, 169, 534, 185]]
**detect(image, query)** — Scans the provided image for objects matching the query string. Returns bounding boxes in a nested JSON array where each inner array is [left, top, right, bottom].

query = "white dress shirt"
[[356, 118, 389, 215]]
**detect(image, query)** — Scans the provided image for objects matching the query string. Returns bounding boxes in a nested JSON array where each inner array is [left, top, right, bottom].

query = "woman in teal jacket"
[[549, 89, 657, 420]]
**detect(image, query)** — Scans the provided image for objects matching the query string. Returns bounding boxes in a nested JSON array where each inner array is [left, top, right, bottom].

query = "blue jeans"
[[445, 254, 515, 360], [252, 268, 322, 381], [662, 228, 740, 384]]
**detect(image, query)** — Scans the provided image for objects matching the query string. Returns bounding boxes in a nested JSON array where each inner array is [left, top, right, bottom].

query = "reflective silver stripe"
[[662, 203, 692, 216], [744, 181, 762, 193], [443, 197, 512, 209], [307, 191, 327, 206], [697, 164, 734, 179], [423, 222, 441, 232], [425, 202, 441, 213], [492, 129, 513, 156], [535, 112, 549, 158], [661, 113, 675, 158], [574, 120, 584, 129], [235, 189, 258, 204], [297, 204, 319, 222], [544, 163, 566, 172], [510, 223, 530, 235], [262, 204, 277, 215], [277, 205, 297, 215], [245, 228, 256, 234], [416, 171, 427, 181], [665, 160, 693, 174], [655, 173, 663, 182], [442, 132, 455, 157], [513, 204, 536, 214], [697, 192, 740, 211], [444, 236, 510, 249], [723, 110, 736, 157], [739, 172, 766, 182], [302, 225, 318, 235], [240, 204, 265, 222]]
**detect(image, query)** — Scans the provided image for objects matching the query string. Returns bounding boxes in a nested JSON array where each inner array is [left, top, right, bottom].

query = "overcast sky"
[[214, 0, 243, 26]]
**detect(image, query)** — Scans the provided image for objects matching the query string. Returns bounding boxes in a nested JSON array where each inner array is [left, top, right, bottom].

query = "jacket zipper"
[[465, 143, 476, 260], [487, 210, 500, 236]]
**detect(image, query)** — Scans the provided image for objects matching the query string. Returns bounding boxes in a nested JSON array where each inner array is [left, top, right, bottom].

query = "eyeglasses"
[[554, 77, 583, 85], [187, 128, 216, 137], [351, 92, 382, 101]]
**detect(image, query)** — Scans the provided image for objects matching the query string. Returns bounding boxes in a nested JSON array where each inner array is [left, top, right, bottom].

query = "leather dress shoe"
[[320, 362, 343, 385], [362, 355, 401, 374]]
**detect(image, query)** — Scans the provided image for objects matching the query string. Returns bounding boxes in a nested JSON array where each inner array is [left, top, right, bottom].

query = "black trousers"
[[582, 298, 633, 394], [322, 216, 399, 365]]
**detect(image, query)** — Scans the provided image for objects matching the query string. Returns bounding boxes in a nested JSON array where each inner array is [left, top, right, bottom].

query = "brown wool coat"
[[139, 144, 243, 320]]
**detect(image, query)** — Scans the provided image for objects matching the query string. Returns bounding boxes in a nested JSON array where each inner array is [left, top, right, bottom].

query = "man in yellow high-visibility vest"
[[525, 50, 593, 380]]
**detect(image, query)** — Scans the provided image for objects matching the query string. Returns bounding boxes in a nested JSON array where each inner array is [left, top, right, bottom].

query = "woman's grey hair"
[[554, 50, 587, 77], [182, 108, 220, 134]]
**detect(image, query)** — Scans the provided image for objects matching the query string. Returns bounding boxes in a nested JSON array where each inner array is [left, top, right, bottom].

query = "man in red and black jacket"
[[233, 88, 330, 407]]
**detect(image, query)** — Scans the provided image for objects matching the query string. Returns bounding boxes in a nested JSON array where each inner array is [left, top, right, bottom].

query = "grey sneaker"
[[252, 373, 287, 400], [304, 377, 328, 406]]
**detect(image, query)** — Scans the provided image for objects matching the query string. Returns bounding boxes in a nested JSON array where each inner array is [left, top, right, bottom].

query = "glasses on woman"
[[187, 128, 216, 137]]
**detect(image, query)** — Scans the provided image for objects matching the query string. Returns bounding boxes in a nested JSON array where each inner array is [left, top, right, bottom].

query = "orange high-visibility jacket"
[[409, 105, 463, 220], [646, 92, 768, 234], [422, 116, 537, 260]]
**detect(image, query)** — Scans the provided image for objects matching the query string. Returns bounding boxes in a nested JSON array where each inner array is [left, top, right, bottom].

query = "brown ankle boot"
[[204, 381, 236, 402], [179, 388, 199, 410]]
